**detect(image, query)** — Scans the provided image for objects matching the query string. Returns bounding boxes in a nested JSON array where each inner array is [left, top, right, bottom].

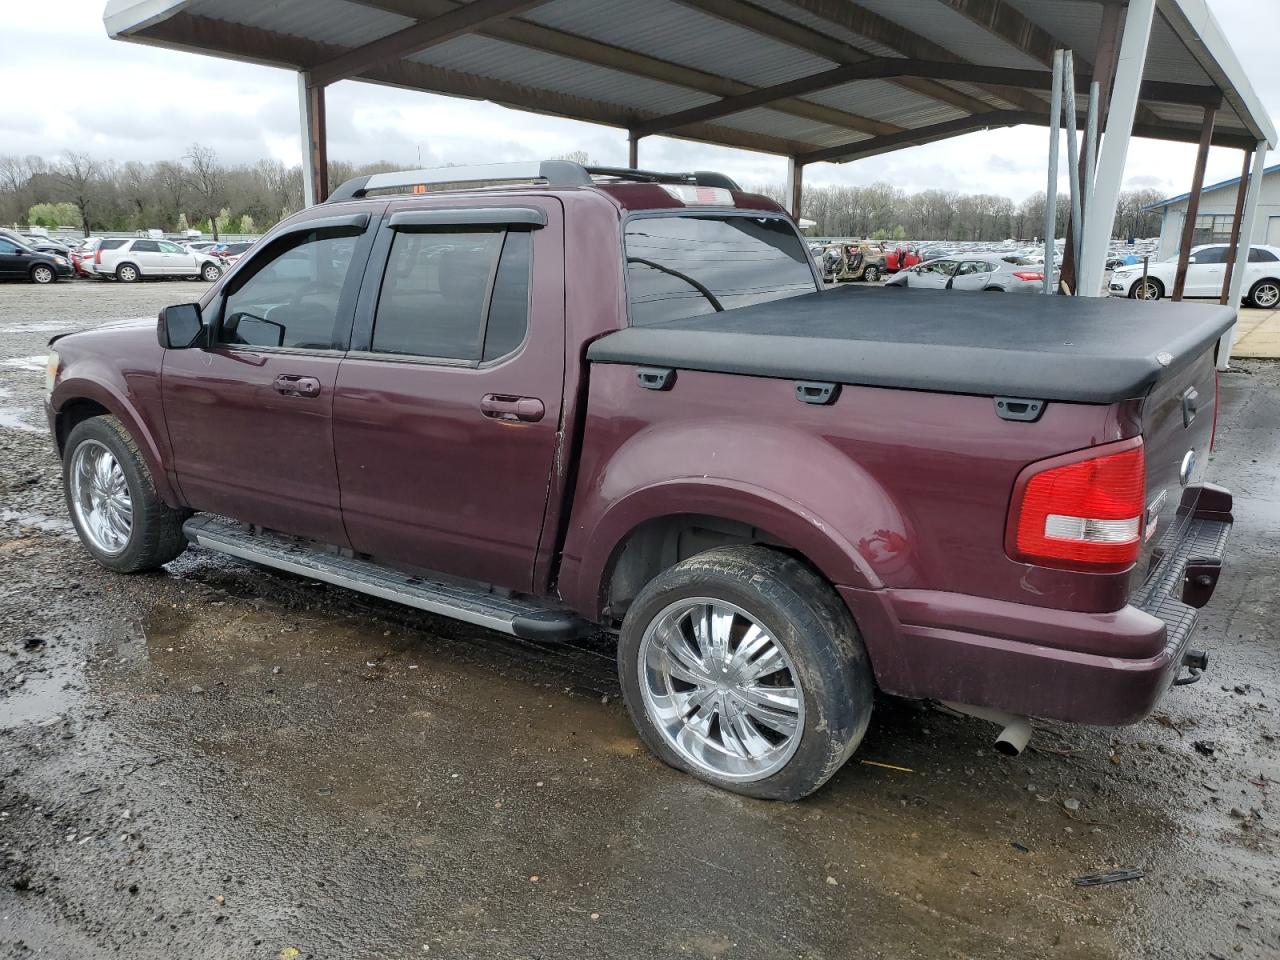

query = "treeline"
[[0, 146, 399, 240], [757, 182, 1166, 241], [1, 146, 1166, 242]]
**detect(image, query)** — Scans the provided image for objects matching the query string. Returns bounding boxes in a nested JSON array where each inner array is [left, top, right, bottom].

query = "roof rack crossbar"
[[327, 160, 592, 202], [326, 161, 741, 203]]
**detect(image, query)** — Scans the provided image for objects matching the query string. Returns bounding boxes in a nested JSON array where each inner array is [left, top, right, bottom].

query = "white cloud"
[[1, 0, 1274, 203]]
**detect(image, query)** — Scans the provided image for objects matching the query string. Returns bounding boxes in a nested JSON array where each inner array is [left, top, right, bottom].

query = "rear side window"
[[1249, 248, 1278, 262], [624, 215, 816, 326], [99, 239, 127, 251], [132, 240, 159, 253], [371, 229, 531, 362]]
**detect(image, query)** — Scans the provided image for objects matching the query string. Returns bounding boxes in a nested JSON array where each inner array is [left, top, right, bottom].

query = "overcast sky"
[[2, 0, 1275, 201]]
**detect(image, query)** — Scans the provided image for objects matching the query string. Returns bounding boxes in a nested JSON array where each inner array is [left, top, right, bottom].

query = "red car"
[[884, 244, 922, 272], [44, 161, 1232, 800]]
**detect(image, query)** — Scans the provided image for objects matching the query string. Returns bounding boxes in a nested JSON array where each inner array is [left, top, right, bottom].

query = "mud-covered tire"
[[62, 415, 189, 572], [618, 545, 874, 800]]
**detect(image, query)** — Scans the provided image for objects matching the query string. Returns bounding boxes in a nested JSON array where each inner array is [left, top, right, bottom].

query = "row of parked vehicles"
[[0, 227, 256, 284]]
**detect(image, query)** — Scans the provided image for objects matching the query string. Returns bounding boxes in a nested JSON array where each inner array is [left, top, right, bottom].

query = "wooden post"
[[628, 134, 639, 169], [1219, 149, 1253, 304], [786, 157, 803, 221], [1171, 104, 1216, 301], [300, 73, 329, 206]]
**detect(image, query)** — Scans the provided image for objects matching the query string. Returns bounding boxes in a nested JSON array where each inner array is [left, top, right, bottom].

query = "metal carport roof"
[[104, 0, 1275, 163]]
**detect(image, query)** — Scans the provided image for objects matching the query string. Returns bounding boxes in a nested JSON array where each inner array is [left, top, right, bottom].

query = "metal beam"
[[1171, 105, 1217, 301], [307, 0, 550, 88], [1077, 0, 1156, 298], [779, 0, 1047, 114], [786, 158, 803, 220], [1218, 141, 1269, 367], [349, 0, 902, 137], [1218, 148, 1253, 305], [142, 12, 810, 160], [670, 0, 995, 117], [631, 57, 1223, 139], [795, 111, 1028, 165]]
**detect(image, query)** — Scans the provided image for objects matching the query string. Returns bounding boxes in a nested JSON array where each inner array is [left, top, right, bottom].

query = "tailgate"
[[1131, 346, 1218, 594]]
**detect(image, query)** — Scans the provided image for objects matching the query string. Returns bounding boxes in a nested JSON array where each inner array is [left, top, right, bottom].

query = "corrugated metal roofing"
[[105, 0, 1277, 160]]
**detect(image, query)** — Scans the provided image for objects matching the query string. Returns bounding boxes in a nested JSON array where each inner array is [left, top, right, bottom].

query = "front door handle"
[[273, 375, 321, 398], [480, 393, 544, 423]]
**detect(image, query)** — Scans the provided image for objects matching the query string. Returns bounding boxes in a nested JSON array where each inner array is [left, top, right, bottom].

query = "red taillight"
[[94, 248, 102, 265], [1013, 271, 1044, 281], [1011, 440, 1145, 570]]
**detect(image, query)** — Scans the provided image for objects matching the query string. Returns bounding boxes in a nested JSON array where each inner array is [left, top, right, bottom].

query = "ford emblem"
[[1179, 449, 1196, 486]]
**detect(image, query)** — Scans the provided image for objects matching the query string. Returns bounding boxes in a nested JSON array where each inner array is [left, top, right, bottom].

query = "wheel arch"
[[52, 379, 181, 506], [115, 260, 141, 279], [1248, 276, 1280, 306], [564, 480, 884, 625]]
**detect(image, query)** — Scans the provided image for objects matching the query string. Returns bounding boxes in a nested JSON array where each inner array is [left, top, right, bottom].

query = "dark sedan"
[[0, 237, 74, 283]]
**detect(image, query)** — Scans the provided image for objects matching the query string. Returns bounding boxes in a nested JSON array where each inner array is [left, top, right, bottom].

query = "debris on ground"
[[1072, 869, 1145, 887]]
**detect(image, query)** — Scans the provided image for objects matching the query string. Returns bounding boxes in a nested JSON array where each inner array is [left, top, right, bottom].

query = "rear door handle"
[[480, 393, 544, 423], [273, 375, 321, 398]]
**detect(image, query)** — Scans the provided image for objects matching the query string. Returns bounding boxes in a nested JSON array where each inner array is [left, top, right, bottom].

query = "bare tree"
[[185, 143, 225, 239], [54, 152, 101, 236]]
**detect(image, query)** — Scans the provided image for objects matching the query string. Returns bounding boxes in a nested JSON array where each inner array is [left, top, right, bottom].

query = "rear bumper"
[[844, 487, 1232, 726]]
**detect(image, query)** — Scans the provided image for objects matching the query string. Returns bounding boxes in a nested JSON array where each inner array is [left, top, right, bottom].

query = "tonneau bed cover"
[[587, 285, 1236, 403]]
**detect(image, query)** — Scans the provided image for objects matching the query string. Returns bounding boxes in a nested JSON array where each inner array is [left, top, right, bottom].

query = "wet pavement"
[[0, 280, 1277, 959]]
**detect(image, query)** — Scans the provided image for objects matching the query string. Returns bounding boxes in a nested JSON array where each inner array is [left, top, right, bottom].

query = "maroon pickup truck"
[[45, 161, 1233, 800]]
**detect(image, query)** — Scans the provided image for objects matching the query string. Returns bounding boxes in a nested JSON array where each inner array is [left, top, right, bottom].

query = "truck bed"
[[586, 285, 1236, 403]]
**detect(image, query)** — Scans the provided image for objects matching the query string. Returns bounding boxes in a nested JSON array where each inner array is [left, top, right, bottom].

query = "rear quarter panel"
[[561, 364, 1144, 619]]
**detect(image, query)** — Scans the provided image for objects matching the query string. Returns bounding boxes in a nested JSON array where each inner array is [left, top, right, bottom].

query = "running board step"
[[183, 516, 590, 642]]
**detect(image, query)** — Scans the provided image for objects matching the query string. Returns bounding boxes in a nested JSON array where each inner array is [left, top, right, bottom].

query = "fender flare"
[[51, 376, 181, 506], [565, 477, 884, 620]]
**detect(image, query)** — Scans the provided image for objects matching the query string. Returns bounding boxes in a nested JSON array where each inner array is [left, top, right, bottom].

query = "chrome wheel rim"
[[119, 266, 136, 281], [1255, 283, 1279, 308], [33, 266, 52, 283], [1136, 280, 1160, 300], [69, 440, 133, 555], [638, 598, 804, 782], [203, 265, 220, 280]]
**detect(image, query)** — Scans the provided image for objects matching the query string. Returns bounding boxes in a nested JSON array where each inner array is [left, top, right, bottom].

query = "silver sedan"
[[884, 256, 1052, 293]]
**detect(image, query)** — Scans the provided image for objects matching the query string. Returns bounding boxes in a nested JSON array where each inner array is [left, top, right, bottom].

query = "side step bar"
[[183, 516, 590, 642]]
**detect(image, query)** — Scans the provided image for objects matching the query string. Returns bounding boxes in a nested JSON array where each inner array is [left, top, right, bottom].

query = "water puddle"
[[0, 662, 82, 729], [2, 356, 46, 372], [0, 509, 74, 535], [0, 406, 41, 432]]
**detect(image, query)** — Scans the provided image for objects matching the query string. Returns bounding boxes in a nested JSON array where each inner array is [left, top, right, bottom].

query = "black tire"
[[1247, 278, 1280, 310], [62, 415, 190, 573], [115, 262, 140, 283], [1129, 276, 1163, 301], [200, 262, 222, 282], [863, 265, 880, 283], [984, 286, 1005, 292], [30, 264, 56, 284], [617, 545, 874, 800]]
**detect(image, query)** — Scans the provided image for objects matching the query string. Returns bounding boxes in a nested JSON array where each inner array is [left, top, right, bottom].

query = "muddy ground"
[[0, 279, 1276, 960]]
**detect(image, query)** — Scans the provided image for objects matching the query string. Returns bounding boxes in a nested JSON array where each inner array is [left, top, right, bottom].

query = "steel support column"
[[1218, 148, 1253, 304], [628, 134, 639, 169], [1077, 0, 1155, 298], [298, 72, 328, 207], [786, 157, 803, 220], [1218, 142, 1269, 368], [1171, 104, 1217, 301]]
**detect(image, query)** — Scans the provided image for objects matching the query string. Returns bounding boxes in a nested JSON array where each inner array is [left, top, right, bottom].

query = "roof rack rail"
[[327, 160, 592, 203], [583, 167, 741, 191], [325, 160, 742, 203]]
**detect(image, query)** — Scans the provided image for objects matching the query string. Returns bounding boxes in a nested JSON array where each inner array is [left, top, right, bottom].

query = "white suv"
[[94, 238, 223, 283], [1109, 243, 1280, 308]]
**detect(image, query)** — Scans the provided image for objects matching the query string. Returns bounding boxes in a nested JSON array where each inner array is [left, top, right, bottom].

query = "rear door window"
[[624, 214, 816, 326], [371, 228, 531, 362]]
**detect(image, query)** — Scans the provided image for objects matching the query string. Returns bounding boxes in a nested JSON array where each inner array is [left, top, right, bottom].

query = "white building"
[[1148, 161, 1280, 259]]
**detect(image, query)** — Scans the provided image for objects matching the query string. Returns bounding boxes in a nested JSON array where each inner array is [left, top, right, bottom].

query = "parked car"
[[208, 240, 254, 266], [883, 244, 921, 273], [186, 241, 218, 254], [1109, 243, 1280, 308], [0, 236, 72, 283], [885, 256, 1050, 293], [45, 160, 1233, 800], [94, 237, 223, 282], [831, 240, 887, 282]]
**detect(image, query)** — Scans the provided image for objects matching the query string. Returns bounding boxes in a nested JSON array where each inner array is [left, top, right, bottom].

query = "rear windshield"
[[624, 214, 817, 326]]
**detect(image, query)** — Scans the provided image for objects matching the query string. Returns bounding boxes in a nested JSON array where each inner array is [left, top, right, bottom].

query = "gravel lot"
[[0, 279, 1277, 959]]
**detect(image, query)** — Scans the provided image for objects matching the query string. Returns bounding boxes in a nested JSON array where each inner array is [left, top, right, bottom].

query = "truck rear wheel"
[[63, 415, 189, 572], [617, 545, 873, 800]]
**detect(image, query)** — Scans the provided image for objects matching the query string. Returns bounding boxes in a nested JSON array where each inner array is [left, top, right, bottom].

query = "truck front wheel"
[[62, 415, 190, 572], [618, 545, 873, 800]]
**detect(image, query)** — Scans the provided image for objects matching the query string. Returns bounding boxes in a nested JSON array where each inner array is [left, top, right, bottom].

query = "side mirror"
[[1187, 256, 1197, 264], [158, 302, 204, 349]]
